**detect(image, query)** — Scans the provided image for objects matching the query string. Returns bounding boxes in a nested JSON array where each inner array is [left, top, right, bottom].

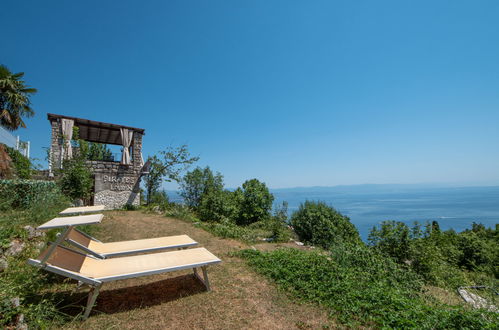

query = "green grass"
[[237, 246, 499, 329], [0, 188, 75, 328]]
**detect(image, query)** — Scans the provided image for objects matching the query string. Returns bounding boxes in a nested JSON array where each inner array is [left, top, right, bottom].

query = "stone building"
[[47, 113, 146, 209]]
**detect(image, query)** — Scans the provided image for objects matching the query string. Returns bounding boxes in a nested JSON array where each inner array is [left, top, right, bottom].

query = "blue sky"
[[2, 1, 499, 189]]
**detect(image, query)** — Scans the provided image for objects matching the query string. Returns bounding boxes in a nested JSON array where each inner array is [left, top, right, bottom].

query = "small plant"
[[123, 203, 139, 211]]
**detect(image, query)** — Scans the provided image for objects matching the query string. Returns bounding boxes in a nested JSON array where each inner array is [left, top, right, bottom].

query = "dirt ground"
[[61, 210, 333, 329]]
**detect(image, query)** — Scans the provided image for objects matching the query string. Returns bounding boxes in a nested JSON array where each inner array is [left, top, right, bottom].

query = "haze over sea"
[[271, 184, 499, 240]]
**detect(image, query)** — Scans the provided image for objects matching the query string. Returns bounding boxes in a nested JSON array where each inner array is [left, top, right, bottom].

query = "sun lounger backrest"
[[67, 227, 92, 248], [36, 245, 87, 273]]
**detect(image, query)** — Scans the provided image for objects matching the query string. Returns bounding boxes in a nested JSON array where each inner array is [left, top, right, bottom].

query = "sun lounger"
[[36, 215, 199, 258], [65, 227, 198, 258], [59, 205, 106, 216], [28, 244, 221, 319]]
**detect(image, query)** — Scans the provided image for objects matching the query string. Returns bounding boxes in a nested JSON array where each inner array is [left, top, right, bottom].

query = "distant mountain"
[[270, 183, 499, 194]]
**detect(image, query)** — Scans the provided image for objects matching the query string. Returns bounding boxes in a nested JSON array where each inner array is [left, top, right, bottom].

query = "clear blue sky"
[[2, 1, 499, 189]]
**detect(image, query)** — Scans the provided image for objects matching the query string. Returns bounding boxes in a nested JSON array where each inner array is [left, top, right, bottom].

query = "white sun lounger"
[[65, 227, 198, 258], [59, 205, 106, 216], [37, 214, 198, 258], [28, 244, 221, 319]]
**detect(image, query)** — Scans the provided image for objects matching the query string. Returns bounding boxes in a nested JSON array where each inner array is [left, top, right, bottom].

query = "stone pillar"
[[49, 120, 62, 173], [132, 132, 143, 173]]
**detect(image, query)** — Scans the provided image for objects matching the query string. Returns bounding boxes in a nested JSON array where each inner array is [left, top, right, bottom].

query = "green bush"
[[368, 221, 498, 288], [57, 158, 93, 202], [0, 179, 63, 210], [148, 190, 170, 210], [198, 189, 240, 223], [237, 246, 498, 328], [5, 145, 32, 179], [291, 201, 361, 248], [267, 201, 291, 242]]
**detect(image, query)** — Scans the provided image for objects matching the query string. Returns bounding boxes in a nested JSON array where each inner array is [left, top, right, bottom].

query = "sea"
[[271, 185, 499, 240], [168, 184, 499, 240]]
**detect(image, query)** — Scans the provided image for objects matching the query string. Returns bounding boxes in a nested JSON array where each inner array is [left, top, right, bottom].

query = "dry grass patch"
[[61, 211, 333, 329]]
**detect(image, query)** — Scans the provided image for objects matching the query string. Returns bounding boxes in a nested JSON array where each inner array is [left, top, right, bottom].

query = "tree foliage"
[[180, 166, 223, 209], [143, 145, 199, 204], [57, 157, 93, 202], [291, 201, 361, 248], [236, 179, 274, 225], [0, 65, 37, 130], [368, 220, 499, 286], [199, 189, 241, 223], [4, 145, 32, 179]]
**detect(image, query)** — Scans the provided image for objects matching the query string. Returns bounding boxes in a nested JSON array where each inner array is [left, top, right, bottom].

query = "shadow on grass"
[[51, 274, 207, 319]]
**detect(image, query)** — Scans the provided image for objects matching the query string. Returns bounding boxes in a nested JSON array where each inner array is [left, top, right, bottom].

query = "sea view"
[[167, 184, 499, 240], [272, 184, 499, 240]]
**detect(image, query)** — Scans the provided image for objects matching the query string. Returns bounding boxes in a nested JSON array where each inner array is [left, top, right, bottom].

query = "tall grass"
[[0, 183, 73, 328], [237, 246, 499, 328]]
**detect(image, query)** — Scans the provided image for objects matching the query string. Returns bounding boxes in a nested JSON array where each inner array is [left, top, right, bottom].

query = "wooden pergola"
[[47, 113, 145, 146]]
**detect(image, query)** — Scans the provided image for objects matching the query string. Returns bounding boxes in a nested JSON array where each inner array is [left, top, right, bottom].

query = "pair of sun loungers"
[[28, 206, 221, 319]]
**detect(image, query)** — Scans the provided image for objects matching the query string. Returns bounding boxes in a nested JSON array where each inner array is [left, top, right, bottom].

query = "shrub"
[[5, 145, 32, 179], [268, 201, 291, 242], [0, 179, 63, 210], [368, 220, 412, 263], [198, 189, 240, 223], [148, 190, 170, 210], [57, 158, 93, 202], [369, 221, 498, 288], [236, 179, 274, 225], [291, 201, 361, 248]]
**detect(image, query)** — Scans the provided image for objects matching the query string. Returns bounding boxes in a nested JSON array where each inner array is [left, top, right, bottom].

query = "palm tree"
[[0, 65, 37, 130]]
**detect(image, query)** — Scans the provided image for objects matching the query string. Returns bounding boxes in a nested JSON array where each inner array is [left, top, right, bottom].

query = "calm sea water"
[[271, 185, 499, 240]]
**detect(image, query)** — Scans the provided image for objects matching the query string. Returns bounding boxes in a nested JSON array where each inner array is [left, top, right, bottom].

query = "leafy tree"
[[180, 166, 223, 209], [0, 65, 37, 130], [291, 201, 361, 248], [236, 179, 274, 225], [79, 141, 113, 161], [198, 189, 240, 223], [143, 145, 199, 205]]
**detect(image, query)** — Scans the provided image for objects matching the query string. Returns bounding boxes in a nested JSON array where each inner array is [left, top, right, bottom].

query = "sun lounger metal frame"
[[28, 244, 221, 319]]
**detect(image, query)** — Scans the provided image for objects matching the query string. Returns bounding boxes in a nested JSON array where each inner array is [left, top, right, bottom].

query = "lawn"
[[61, 210, 332, 329]]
